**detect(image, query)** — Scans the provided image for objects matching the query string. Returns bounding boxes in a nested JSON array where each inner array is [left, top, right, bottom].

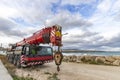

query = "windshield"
[[31, 46, 53, 56]]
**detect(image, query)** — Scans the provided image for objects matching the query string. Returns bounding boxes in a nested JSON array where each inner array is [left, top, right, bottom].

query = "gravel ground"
[[15, 62, 120, 80]]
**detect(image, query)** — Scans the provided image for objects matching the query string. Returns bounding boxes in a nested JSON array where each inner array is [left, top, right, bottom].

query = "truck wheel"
[[7, 54, 9, 61], [40, 62, 44, 65], [13, 56, 17, 65], [11, 55, 14, 64], [8, 55, 10, 62], [16, 59, 21, 68], [9, 55, 12, 63]]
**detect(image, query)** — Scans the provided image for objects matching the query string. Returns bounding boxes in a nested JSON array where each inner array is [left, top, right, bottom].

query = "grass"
[[13, 75, 34, 80], [44, 71, 52, 75], [47, 73, 60, 80], [0, 54, 35, 80], [44, 71, 60, 80], [0, 54, 16, 76], [89, 61, 100, 65]]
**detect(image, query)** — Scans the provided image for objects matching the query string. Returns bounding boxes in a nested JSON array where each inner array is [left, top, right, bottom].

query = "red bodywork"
[[16, 25, 62, 46], [24, 56, 53, 61], [15, 25, 62, 65]]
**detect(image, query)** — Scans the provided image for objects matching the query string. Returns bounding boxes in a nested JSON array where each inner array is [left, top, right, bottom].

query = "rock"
[[84, 56, 96, 62], [112, 56, 120, 60], [105, 56, 116, 62], [104, 61, 111, 65], [95, 56, 106, 63], [76, 56, 82, 63], [72, 55, 77, 62], [67, 55, 77, 62], [113, 60, 120, 66], [76, 59, 82, 63], [67, 56, 72, 62], [80, 56, 85, 61], [84, 55, 92, 61], [63, 56, 69, 62]]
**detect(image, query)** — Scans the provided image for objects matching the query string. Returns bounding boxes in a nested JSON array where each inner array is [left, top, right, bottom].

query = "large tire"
[[11, 55, 14, 64], [8, 55, 11, 62], [13, 55, 17, 65], [16, 57, 21, 68], [40, 62, 44, 65], [6, 54, 9, 61], [9, 55, 12, 63]]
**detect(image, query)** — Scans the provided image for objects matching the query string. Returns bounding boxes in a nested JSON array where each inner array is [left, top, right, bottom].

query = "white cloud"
[[0, 0, 57, 24], [0, 6, 18, 18], [45, 11, 92, 30], [111, 0, 120, 13], [0, 0, 120, 51], [0, 36, 21, 44], [97, 0, 112, 14], [89, 15, 120, 39], [88, 0, 120, 40]]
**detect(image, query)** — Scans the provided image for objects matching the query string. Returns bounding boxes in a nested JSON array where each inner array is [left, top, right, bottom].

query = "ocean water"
[[63, 51, 120, 56], [0, 51, 6, 55], [1, 50, 120, 56]]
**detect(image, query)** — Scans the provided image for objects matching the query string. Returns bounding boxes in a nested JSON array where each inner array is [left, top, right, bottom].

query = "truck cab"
[[22, 45, 53, 56], [6, 45, 53, 68]]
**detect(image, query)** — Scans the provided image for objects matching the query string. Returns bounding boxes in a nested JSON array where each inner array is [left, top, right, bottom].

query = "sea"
[[0, 50, 120, 56], [0, 51, 6, 55], [63, 51, 120, 56]]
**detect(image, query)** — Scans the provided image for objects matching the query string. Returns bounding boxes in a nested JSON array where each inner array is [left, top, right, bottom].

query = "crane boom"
[[16, 25, 62, 47]]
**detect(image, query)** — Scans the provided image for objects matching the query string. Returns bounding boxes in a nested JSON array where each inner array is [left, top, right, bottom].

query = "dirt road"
[[16, 62, 120, 80]]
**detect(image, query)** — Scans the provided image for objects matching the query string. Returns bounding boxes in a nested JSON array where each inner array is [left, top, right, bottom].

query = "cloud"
[[0, 0, 120, 51], [62, 27, 106, 50], [0, 17, 27, 37], [106, 34, 120, 47], [45, 11, 92, 30], [0, 0, 58, 24], [97, 0, 112, 14]]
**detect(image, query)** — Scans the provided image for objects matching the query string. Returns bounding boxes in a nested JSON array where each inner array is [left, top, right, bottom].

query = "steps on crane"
[[0, 60, 13, 80]]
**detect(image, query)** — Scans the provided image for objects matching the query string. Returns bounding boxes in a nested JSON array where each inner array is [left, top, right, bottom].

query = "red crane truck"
[[6, 25, 63, 71]]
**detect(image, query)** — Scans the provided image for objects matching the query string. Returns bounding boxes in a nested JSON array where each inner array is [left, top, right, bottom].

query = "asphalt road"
[[0, 60, 13, 80]]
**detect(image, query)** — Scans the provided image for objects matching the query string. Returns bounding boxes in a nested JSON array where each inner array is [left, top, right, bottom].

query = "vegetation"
[[89, 61, 99, 65], [44, 71, 60, 80], [13, 75, 34, 80], [44, 71, 52, 75], [0, 54, 35, 80]]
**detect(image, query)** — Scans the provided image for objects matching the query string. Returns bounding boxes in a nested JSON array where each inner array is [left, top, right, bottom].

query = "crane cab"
[[6, 45, 54, 68], [22, 45, 53, 56]]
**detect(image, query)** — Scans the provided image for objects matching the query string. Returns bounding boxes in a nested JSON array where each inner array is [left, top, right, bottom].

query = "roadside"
[[0, 60, 13, 80], [0, 54, 34, 80]]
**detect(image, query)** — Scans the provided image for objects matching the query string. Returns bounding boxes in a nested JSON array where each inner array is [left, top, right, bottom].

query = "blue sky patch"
[[51, 0, 100, 18]]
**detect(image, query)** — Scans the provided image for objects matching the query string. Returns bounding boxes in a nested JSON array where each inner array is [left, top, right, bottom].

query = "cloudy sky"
[[0, 0, 120, 51]]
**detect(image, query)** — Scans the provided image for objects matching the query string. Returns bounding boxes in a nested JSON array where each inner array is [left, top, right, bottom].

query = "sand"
[[15, 62, 120, 80]]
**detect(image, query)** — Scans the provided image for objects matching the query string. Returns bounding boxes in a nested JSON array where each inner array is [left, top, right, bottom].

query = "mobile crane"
[[6, 25, 63, 71]]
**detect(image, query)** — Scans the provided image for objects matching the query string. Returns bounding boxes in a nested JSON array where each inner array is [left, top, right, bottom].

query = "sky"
[[0, 0, 120, 51]]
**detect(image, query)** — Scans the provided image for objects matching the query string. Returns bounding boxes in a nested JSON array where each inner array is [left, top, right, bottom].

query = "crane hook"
[[54, 48, 63, 72]]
